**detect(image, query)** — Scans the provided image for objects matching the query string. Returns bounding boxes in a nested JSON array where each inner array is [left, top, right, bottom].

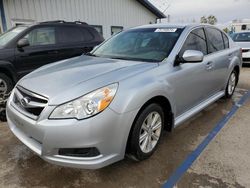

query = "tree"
[[207, 15, 218, 25], [223, 28, 229, 33], [200, 16, 207, 24], [200, 15, 218, 25]]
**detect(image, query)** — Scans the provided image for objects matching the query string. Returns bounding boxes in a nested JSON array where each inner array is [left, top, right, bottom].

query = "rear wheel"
[[127, 103, 164, 161], [225, 70, 238, 98]]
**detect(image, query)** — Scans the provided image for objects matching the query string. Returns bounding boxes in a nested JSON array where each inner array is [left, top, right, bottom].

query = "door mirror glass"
[[182, 50, 204, 63], [17, 38, 30, 48]]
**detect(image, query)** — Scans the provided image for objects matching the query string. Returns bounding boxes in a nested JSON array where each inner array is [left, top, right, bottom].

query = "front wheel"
[[0, 73, 13, 95], [225, 70, 238, 98], [0, 73, 13, 122], [127, 103, 164, 161]]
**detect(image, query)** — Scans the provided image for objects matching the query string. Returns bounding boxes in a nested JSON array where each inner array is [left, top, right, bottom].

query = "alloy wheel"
[[0, 79, 8, 94], [228, 72, 236, 95], [139, 111, 162, 153]]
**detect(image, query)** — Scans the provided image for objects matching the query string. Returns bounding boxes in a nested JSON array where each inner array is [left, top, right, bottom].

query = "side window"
[[206, 28, 224, 53], [180, 28, 207, 55], [24, 27, 56, 46], [59, 27, 93, 43], [60, 27, 84, 43], [222, 33, 229, 49]]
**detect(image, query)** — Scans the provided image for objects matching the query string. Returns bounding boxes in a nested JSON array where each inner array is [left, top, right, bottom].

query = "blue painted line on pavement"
[[163, 90, 250, 188]]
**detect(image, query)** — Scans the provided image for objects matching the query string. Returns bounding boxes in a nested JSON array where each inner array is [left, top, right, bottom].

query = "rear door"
[[56, 26, 96, 61], [204, 27, 230, 92], [14, 26, 59, 78]]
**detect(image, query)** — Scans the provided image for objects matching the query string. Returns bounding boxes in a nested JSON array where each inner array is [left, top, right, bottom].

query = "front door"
[[171, 27, 214, 116], [14, 26, 59, 78]]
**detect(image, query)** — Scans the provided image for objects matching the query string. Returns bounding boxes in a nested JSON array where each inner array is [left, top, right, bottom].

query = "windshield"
[[232, 32, 250, 42], [92, 28, 183, 62], [0, 26, 27, 46]]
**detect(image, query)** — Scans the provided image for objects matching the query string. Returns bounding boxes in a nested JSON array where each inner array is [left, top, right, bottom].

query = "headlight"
[[50, 83, 118, 119]]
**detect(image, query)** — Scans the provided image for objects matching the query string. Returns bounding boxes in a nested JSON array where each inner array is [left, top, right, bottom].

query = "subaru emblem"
[[20, 97, 30, 107]]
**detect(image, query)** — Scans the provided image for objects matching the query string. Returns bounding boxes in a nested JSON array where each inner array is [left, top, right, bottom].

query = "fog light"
[[58, 147, 100, 157]]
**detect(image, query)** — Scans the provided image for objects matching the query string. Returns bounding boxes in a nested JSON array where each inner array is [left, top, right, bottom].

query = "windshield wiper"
[[109, 56, 159, 62], [109, 56, 130, 60]]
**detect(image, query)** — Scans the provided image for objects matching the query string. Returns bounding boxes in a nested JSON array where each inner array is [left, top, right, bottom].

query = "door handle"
[[19, 54, 29, 57], [205, 61, 213, 70]]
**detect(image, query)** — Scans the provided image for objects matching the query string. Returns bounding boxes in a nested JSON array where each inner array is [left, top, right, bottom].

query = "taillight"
[[242, 49, 250, 53]]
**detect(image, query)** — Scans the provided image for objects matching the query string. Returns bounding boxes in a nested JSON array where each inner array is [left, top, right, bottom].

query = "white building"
[[0, 0, 165, 38], [230, 19, 250, 33]]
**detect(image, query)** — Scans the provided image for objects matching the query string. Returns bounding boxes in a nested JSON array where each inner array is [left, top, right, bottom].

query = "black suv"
[[0, 20, 104, 94]]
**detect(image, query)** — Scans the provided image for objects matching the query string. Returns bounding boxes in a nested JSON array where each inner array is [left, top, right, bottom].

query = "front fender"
[[0, 60, 18, 82], [109, 73, 175, 116]]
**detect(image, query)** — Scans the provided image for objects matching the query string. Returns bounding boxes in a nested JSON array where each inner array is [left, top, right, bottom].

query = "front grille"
[[12, 86, 48, 120]]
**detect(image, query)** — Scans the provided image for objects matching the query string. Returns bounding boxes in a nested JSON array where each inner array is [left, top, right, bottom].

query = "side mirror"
[[182, 50, 204, 63], [17, 38, 30, 48]]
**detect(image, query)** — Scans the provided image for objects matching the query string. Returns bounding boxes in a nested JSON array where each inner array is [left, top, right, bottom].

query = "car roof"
[[133, 23, 212, 30], [17, 20, 90, 28]]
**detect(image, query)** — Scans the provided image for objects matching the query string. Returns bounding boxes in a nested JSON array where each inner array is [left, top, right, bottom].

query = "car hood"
[[235, 41, 250, 49], [18, 55, 158, 105]]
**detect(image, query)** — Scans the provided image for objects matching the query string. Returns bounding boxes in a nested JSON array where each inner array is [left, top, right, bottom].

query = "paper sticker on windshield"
[[155, 28, 177, 32]]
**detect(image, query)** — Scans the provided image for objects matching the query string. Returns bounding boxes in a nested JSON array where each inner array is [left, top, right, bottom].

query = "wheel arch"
[[136, 96, 174, 131], [233, 65, 240, 83], [0, 61, 18, 83], [125, 95, 174, 153]]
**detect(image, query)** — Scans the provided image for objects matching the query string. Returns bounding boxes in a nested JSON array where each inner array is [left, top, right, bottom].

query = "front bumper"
[[6, 97, 137, 169]]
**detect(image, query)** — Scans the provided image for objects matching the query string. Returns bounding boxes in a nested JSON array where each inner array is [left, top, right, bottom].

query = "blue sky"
[[149, 0, 250, 23]]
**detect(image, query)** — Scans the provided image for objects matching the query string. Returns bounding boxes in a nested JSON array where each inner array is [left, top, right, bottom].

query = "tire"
[[127, 103, 164, 161], [225, 70, 238, 98], [0, 73, 13, 95], [0, 73, 13, 122]]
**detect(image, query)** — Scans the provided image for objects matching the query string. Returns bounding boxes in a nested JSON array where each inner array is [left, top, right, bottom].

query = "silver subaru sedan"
[[6, 24, 242, 169]]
